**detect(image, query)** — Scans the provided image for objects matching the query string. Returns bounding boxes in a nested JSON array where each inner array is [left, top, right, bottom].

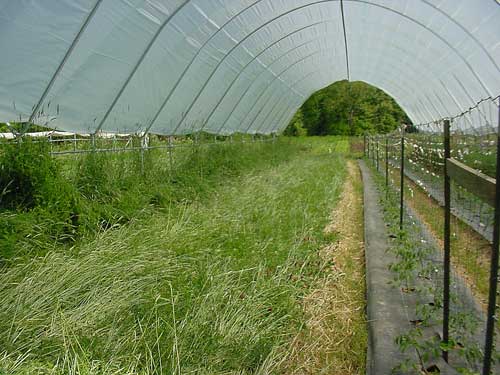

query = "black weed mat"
[[361, 160, 500, 374]]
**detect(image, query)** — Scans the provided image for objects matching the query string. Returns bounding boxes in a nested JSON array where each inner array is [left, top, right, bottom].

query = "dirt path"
[[279, 160, 367, 374]]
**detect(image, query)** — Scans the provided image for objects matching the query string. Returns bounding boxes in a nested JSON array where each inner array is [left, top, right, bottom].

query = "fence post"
[[385, 136, 389, 188], [376, 138, 380, 171], [443, 118, 451, 363], [483, 104, 500, 375], [364, 133, 367, 157], [367, 135, 370, 159], [140, 132, 147, 176], [372, 136, 375, 164], [168, 136, 174, 171], [399, 125, 405, 231]]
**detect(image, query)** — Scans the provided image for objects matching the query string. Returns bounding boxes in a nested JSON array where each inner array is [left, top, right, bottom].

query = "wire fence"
[[365, 96, 500, 374], [0, 131, 277, 175]]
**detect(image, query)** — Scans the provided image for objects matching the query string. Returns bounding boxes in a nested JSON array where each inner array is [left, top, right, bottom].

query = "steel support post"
[[399, 126, 405, 231], [385, 137, 389, 188], [443, 119, 451, 362], [168, 136, 174, 171], [483, 104, 500, 375], [376, 139, 380, 171]]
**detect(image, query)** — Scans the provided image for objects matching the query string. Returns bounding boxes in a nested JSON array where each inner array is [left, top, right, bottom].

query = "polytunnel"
[[0, 0, 499, 135]]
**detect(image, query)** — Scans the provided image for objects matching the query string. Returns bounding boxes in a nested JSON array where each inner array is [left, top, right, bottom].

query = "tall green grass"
[[0, 137, 348, 374], [0, 138, 293, 262]]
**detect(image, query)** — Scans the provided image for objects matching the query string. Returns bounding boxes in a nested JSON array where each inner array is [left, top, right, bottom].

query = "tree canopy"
[[284, 80, 410, 136]]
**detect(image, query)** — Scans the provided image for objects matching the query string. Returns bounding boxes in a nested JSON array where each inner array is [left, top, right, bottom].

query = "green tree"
[[285, 80, 410, 136]]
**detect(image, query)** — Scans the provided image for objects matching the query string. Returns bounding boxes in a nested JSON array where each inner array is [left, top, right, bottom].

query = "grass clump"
[[0, 139, 80, 259]]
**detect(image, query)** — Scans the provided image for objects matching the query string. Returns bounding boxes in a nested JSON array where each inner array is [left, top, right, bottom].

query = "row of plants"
[[367, 161, 489, 374]]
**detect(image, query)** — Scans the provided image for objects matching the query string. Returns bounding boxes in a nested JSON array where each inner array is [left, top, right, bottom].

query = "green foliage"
[[0, 122, 52, 133], [0, 137, 348, 374], [0, 140, 81, 259], [285, 80, 410, 136], [0, 139, 56, 209], [0, 138, 298, 262], [283, 111, 307, 136]]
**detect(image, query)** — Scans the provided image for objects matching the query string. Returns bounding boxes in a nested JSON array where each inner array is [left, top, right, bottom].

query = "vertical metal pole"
[[73, 133, 77, 152], [483, 104, 500, 375], [367, 135, 370, 159], [372, 136, 375, 164], [168, 136, 174, 172], [385, 137, 389, 188], [376, 139, 380, 171], [399, 126, 405, 231], [140, 133, 147, 176], [443, 118, 451, 363]]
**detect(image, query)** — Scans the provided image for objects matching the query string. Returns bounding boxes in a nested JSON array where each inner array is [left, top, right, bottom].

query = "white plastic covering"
[[0, 0, 499, 135]]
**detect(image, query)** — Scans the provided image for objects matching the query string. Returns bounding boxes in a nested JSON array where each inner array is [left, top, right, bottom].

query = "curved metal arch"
[[256, 35, 452, 131], [221, 6, 444, 132], [258, 86, 318, 135], [245, 54, 336, 134], [284, 1, 497, 132], [271, 103, 297, 134], [167, 0, 345, 135], [244, 38, 427, 135], [22, 0, 496, 134], [448, 74, 491, 125], [28, 0, 104, 124], [278, 100, 307, 133], [196, 20, 338, 134], [93, 0, 192, 134], [433, 90, 454, 118], [259, 96, 297, 134], [267, 96, 306, 134], [252, 88, 304, 134], [214, 31, 344, 134], [424, 92, 445, 118], [253, 68, 334, 134], [419, 0, 499, 73], [244, 81, 304, 135], [165, 0, 493, 135], [258, 69, 335, 134], [260, 63, 422, 134], [264, 102, 295, 134], [418, 98, 439, 121], [141, 0, 264, 135], [237, 49, 338, 134], [263, 78, 333, 134], [348, 0, 492, 97], [213, 36, 345, 133]]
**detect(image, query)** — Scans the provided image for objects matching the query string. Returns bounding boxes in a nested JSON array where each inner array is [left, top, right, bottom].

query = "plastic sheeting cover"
[[0, 0, 499, 135]]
